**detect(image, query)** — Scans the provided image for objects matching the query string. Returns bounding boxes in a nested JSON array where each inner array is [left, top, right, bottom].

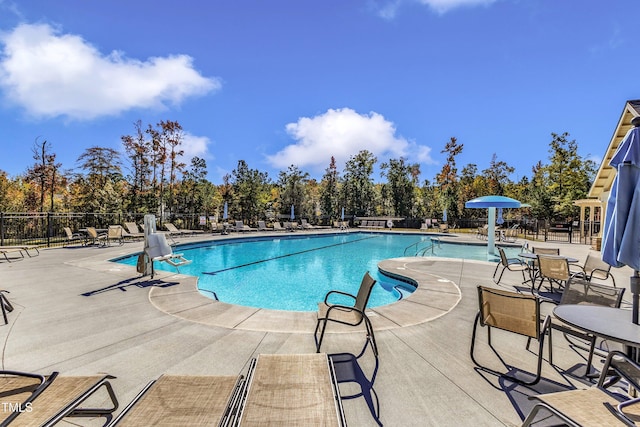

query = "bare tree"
[[25, 137, 62, 212]]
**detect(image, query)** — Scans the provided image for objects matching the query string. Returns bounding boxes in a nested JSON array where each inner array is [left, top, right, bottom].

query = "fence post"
[[0, 212, 3, 246], [47, 212, 52, 247]]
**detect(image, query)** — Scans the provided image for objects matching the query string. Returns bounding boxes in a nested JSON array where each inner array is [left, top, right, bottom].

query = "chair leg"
[[0, 291, 12, 325], [585, 336, 597, 377], [314, 318, 327, 353], [492, 264, 503, 284], [0, 297, 6, 325], [469, 312, 483, 367], [362, 314, 378, 357]]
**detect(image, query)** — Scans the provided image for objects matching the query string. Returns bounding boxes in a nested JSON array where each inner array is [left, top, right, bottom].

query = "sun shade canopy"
[[465, 195, 522, 209]]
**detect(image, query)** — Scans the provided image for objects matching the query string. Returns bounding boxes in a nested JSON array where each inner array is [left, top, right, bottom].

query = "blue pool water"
[[116, 232, 520, 312]]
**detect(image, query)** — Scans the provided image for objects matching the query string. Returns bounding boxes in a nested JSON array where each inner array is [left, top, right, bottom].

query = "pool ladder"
[[403, 238, 441, 257]]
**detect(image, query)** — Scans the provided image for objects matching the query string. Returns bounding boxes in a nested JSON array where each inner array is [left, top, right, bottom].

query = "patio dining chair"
[[522, 350, 640, 426], [315, 272, 378, 355], [544, 277, 625, 377], [528, 246, 560, 276], [536, 254, 572, 294], [492, 247, 530, 285], [470, 285, 552, 385], [572, 252, 616, 287]]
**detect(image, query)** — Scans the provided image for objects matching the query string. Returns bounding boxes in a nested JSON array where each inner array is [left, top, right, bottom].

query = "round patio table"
[[518, 252, 579, 264], [553, 305, 640, 348]]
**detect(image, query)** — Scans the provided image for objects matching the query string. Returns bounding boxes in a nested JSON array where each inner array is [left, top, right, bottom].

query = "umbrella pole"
[[632, 270, 640, 325], [487, 207, 496, 257]]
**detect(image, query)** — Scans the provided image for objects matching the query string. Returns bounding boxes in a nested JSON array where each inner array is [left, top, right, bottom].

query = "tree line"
[[0, 120, 597, 226]]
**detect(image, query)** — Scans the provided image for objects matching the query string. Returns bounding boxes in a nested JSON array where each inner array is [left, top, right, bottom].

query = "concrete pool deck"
[[0, 229, 635, 426]]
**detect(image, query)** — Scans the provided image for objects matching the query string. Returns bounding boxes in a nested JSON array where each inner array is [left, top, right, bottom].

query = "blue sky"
[[0, 0, 638, 184]]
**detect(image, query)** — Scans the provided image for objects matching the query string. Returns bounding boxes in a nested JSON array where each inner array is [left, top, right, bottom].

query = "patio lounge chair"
[[0, 247, 27, 262], [237, 354, 346, 427], [0, 244, 40, 258], [109, 375, 244, 426], [234, 220, 257, 232], [257, 220, 271, 231], [300, 219, 316, 229], [501, 224, 520, 243], [272, 221, 287, 232], [85, 227, 107, 246], [283, 221, 299, 231], [104, 225, 125, 246], [522, 350, 640, 426], [0, 371, 118, 426], [124, 222, 145, 240], [315, 272, 378, 355], [164, 222, 203, 236], [492, 247, 530, 285], [470, 285, 552, 385], [63, 227, 84, 246]]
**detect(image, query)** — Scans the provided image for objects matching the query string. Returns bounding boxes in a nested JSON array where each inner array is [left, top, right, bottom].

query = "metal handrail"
[[403, 238, 440, 257], [416, 243, 434, 257], [403, 241, 421, 256]]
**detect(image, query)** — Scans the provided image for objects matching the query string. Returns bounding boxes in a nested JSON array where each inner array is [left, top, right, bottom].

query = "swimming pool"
[[116, 232, 520, 311]]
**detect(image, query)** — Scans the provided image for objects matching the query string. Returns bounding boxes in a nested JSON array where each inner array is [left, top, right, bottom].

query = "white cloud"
[[0, 23, 220, 120], [417, 0, 497, 14], [182, 132, 213, 163], [266, 108, 433, 173], [376, 0, 498, 18]]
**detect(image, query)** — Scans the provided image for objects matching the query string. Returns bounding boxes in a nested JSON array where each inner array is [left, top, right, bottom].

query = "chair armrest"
[[589, 267, 611, 280], [323, 290, 356, 305], [599, 350, 640, 390], [0, 370, 48, 383], [603, 397, 640, 427], [325, 303, 363, 313], [569, 265, 587, 276]]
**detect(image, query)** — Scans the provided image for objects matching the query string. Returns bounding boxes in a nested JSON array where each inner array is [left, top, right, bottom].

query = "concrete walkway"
[[0, 231, 634, 426]]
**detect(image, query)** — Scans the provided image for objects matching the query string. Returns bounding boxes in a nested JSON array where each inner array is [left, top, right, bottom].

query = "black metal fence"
[[0, 212, 602, 248], [0, 212, 206, 247]]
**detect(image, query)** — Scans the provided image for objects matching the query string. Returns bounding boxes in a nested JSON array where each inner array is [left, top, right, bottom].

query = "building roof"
[[589, 100, 640, 199]]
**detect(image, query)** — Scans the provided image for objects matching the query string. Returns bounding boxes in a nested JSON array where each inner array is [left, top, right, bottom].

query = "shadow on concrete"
[[330, 336, 383, 426], [81, 277, 179, 297]]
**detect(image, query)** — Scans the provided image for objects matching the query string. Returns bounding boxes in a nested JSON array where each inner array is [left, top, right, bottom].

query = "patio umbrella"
[[291, 204, 295, 220], [601, 119, 640, 324], [223, 201, 228, 220], [341, 207, 345, 221], [497, 208, 504, 225], [442, 209, 447, 223], [465, 195, 521, 258]]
